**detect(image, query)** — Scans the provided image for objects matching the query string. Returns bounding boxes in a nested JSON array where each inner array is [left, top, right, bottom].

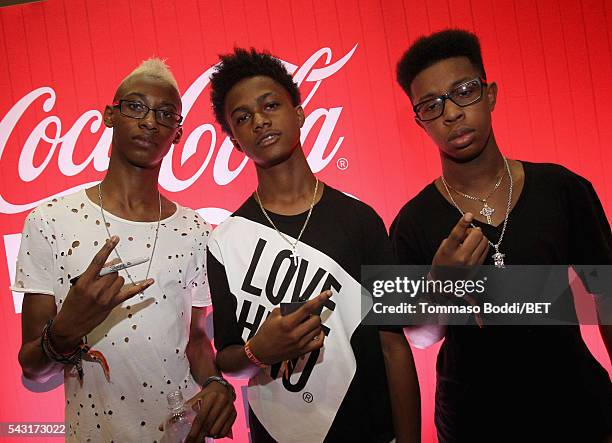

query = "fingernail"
[[110, 235, 119, 243]]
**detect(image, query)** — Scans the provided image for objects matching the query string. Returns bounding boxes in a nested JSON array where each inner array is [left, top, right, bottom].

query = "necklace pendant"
[[290, 248, 300, 266], [480, 203, 495, 225], [492, 251, 505, 268]]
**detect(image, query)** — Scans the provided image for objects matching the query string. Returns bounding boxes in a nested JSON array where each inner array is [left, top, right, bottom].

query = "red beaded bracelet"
[[244, 340, 267, 368]]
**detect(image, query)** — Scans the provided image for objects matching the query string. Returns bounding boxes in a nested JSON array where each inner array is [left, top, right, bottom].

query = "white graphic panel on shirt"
[[209, 216, 373, 443]]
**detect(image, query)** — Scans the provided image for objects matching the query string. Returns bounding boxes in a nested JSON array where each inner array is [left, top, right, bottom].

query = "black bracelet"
[[41, 319, 87, 380], [202, 375, 236, 400]]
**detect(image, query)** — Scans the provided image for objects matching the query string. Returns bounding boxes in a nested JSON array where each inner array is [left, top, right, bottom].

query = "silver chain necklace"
[[442, 169, 503, 224], [255, 178, 319, 266], [97, 183, 161, 284], [441, 157, 513, 268]]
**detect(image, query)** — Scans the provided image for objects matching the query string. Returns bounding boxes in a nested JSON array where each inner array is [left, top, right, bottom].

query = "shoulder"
[[322, 185, 384, 225], [522, 161, 600, 205], [24, 190, 88, 226], [391, 182, 438, 231], [523, 161, 590, 187], [167, 206, 214, 254], [173, 205, 213, 232], [208, 196, 254, 243]]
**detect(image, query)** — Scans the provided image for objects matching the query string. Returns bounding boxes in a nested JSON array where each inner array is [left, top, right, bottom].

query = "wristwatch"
[[203, 375, 236, 400]]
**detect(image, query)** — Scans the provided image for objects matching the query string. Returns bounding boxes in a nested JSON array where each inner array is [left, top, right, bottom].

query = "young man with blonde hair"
[[13, 58, 236, 442]]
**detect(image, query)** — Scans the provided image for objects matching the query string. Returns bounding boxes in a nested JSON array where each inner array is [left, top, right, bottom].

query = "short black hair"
[[210, 48, 301, 134], [396, 29, 486, 99]]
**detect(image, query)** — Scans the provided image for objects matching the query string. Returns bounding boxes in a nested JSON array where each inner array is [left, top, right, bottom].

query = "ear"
[[172, 127, 183, 145], [103, 105, 114, 128], [295, 105, 305, 128], [230, 137, 243, 153], [486, 82, 498, 112]]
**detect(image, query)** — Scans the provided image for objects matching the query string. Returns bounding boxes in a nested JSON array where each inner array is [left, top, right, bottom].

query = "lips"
[[132, 135, 158, 147], [256, 131, 281, 147], [447, 127, 476, 148]]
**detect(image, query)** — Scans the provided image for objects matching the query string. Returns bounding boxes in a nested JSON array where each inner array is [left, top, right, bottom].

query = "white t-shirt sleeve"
[[10, 207, 55, 295], [189, 214, 212, 308]]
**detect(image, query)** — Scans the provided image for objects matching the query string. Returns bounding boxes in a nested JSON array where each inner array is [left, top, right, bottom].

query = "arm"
[[207, 245, 260, 379], [185, 306, 237, 442], [595, 292, 612, 364], [598, 324, 612, 364], [215, 344, 261, 379], [18, 238, 151, 382], [379, 330, 421, 443], [215, 296, 329, 379], [565, 174, 612, 364], [207, 245, 327, 379], [403, 324, 446, 350], [392, 211, 486, 347], [18, 293, 64, 382], [186, 306, 219, 384], [390, 209, 447, 349]]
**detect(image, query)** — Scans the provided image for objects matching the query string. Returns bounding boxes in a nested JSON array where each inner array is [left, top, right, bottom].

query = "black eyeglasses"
[[413, 78, 487, 122], [113, 100, 183, 128]]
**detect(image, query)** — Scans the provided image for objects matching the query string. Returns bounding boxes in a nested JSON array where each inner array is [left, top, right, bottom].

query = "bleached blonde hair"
[[116, 57, 180, 97]]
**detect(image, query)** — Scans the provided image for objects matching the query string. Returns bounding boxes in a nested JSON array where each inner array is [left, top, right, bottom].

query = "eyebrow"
[[121, 92, 178, 110], [415, 77, 476, 103], [230, 92, 276, 117]]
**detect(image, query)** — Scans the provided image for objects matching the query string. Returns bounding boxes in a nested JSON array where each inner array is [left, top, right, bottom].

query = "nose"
[[252, 111, 271, 131], [443, 98, 465, 124], [138, 108, 159, 130]]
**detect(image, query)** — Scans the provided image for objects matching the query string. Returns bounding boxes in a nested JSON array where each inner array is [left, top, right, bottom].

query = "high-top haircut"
[[114, 58, 180, 100], [210, 48, 301, 135], [396, 29, 486, 100]]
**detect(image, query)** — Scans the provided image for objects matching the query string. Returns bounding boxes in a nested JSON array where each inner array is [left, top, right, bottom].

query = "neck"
[[100, 156, 162, 209], [255, 148, 317, 206], [441, 134, 505, 192]]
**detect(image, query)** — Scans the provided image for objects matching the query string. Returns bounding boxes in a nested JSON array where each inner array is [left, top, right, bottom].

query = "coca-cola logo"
[[0, 45, 358, 216]]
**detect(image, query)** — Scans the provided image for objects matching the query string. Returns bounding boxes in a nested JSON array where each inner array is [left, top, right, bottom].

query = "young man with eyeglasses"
[[13, 59, 236, 442], [206, 48, 421, 442], [392, 29, 611, 442]]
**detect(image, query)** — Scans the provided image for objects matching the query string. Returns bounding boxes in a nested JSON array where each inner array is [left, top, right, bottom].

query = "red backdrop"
[[0, 0, 611, 442]]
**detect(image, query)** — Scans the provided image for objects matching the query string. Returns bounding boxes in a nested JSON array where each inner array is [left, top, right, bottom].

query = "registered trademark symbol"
[[302, 392, 313, 403], [336, 157, 349, 170]]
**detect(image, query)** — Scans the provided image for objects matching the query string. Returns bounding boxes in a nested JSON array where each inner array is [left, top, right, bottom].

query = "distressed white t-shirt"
[[12, 189, 211, 442]]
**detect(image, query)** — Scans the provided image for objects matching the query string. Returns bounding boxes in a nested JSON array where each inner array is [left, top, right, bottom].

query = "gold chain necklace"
[[255, 178, 319, 266], [442, 168, 504, 225], [441, 158, 513, 268]]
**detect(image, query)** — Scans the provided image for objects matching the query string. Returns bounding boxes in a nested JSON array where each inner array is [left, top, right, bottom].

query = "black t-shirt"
[[207, 185, 395, 443], [391, 161, 612, 442]]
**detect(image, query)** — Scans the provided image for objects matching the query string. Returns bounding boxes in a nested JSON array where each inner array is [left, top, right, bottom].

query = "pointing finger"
[[446, 213, 473, 248]]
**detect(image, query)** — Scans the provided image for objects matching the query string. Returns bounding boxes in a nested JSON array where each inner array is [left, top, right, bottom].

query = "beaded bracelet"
[[41, 320, 110, 381], [244, 340, 268, 368]]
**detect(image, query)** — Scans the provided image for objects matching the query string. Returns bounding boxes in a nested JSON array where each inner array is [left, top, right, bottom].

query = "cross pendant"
[[480, 203, 495, 224], [290, 248, 300, 266]]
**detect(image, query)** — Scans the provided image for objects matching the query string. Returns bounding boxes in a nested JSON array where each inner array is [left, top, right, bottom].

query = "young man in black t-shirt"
[[392, 29, 612, 442], [206, 48, 420, 442]]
